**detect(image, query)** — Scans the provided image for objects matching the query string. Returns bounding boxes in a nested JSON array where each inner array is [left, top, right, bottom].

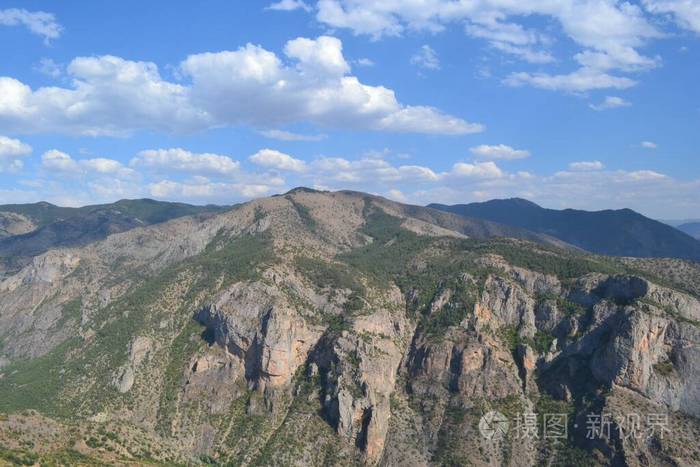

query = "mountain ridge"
[[429, 197, 700, 261], [0, 189, 699, 465], [0, 198, 226, 277]]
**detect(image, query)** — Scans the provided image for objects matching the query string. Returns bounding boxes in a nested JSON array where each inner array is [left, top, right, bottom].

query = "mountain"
[[429, 198, 700, 261], [678, 222, 700, 240], [0, 199, 225, 277], [0, 189, 699, 466]]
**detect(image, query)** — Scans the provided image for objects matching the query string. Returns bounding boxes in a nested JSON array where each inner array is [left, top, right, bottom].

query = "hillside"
[[0, 199, 225, 277], [429, 198, 700, 261], [0, 189, 699, 466], [678, 222, 700, 240]]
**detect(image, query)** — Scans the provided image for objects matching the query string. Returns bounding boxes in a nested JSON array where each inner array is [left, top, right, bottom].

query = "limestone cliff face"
[[0, 190, 699, 466], [196, 278, 325, 391]]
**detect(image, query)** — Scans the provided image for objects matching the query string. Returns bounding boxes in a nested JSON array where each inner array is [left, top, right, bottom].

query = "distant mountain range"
[[0, 199, 224, 276], [677, 222, 700, 240], [429, 198, 700, 261]]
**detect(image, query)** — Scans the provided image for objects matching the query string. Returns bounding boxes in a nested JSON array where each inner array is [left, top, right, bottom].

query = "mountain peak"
[[431, 198, 700, 261]]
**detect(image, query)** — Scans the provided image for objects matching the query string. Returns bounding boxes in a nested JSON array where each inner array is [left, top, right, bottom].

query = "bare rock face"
[[0, 212, 36, 238], [478, 275, 537, 337], [113, 336, 154, 393], [475, 254, 561, 296], [316, 304, 410, 464], [1, 191, 700, 466], [196, 279, 324, 391], [592, 309, 700, 418]]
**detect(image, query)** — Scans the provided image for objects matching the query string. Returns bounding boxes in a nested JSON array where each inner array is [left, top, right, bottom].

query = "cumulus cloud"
[[0, 8, 62, 42], [181, 36, 481, 134], [643, 0, 700, 34], [589, 96, 632, 111], [250, 149, 307, 172], [470, 144, 530, 160], [14, 144, 698, 218], [259, 129, 327, 141], [0, 135, 31, 172], [0, 56, 204, 136], [641, 141, 658, 149], [0, 36, 480, 136], [41, 149, 135, 178], [569, 160, 605, 171], [312, 0, 664, 92], [149, 179, 275, 200], [450, 161, 504, 179], [410, 45, 440, 70], [505, 69, 637, 92], [266, 0, 311, 12], [130, 148, 240, 176], [310, 156, 443, 183], [0, 135, 31, 158]]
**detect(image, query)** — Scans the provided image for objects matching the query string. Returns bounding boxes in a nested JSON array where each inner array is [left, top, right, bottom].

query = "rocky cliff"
[[0, 189, 698, 466]]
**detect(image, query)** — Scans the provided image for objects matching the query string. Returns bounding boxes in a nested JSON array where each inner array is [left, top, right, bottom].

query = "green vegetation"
[[0, 338, 81, 415], [531, 331, 556, 354], [420, 278, 477, 338], [653, 360, 675, 376], [339, 208, 433, 286], [466, 239, 622, 279], [286, 195, 316, 230], [498, 326, 556, 355], [296, 256, 365, 297], [0, 446, 104, 466], [0, 198, 224, 229], [253, 205, 266, 223], [156, 319, 207, 434], [0, 231, 275, 419]]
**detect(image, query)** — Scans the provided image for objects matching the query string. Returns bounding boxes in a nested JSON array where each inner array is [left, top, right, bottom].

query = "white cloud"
[[0, 37, 479, 136], [641, 141, 658, 149], [470, 144, 530, 160], [410, 45, 440, 70], [181, 36, 481, 134], [0, 8, 62, 42], [505, 69, 637, 92], [0, 135, 31, 172], [311, 157, 441, 183], [589, 96, 632, 111], [13, 144, 699, 218], [489, 42, 555, 64], [41, 149, 79, 173], [259, 129, 327, 141], [355, 58, 375, 67], [266, 0, 311, 12], [0, 56, 204, 136], [41, 149, 135, 178], [569, 160, 605, 171], [34, 58, 62, 78], [0, 135, 31, 158], [250, 149, 307, 172], [627, 169, 665, 181], [386, 189, 407, 202], [313, 0, 664, 92], [643, 0, 700, 34], [149, 179, 274, 200], [130, 148, 240, 176], [450, 161, 504, 179]]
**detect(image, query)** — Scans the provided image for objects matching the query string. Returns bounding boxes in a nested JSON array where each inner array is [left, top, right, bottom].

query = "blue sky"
[[0, 1, 698, 218]]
